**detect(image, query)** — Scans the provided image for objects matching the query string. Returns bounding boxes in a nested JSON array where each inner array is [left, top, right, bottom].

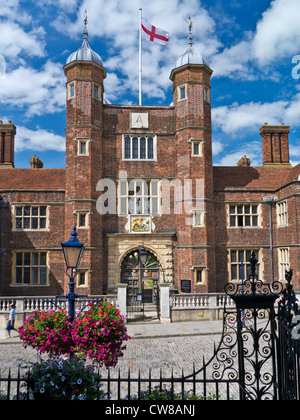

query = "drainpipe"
[[263, 196, 278, 286]]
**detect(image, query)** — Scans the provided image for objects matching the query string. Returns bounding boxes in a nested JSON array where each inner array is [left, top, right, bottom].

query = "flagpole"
[[139, 8, 142, 106]]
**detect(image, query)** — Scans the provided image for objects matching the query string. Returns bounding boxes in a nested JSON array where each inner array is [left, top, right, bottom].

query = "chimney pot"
[[30, 155, 44, 169], [237, 155, 251, 167]]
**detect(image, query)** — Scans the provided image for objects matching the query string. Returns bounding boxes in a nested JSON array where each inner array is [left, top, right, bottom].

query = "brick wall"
[[0, 187, 65, 296]]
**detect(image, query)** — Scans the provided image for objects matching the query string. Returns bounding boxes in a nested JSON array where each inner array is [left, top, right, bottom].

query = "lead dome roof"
[[66, 21, 103, 67], [175, 20, 210, 69]]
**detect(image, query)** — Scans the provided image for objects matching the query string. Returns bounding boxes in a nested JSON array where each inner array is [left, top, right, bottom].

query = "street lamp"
[[60, 226, 85, 324], [61, 226, 85, 272], [139, 244, 148, 265]]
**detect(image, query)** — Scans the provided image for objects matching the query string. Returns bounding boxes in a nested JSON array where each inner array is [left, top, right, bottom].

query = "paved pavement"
[[0, 320, 224, 376], [127, 319, 224, 338], [0, 319, 224, 342]]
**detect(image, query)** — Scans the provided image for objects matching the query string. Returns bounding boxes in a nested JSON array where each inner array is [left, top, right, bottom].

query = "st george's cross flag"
[[141, 18, 169, 45]]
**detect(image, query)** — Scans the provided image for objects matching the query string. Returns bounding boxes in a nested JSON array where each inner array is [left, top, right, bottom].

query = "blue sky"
[[0, 0, 300, 168]]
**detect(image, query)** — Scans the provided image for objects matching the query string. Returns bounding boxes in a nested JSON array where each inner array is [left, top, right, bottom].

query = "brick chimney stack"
[[0, 120, 16, 168], [237, 155, 251, 167], [259, 123, 292, 168], [30, 155, 44, 169]]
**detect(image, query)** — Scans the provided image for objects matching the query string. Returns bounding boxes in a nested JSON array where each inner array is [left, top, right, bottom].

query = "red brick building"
[[0, 24, 299, 300]]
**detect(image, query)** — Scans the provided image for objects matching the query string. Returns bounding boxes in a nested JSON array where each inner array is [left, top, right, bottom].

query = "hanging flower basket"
[[18, 302, 130, 368], [18, 309, 72, 356], [71, 301, 130, 368]]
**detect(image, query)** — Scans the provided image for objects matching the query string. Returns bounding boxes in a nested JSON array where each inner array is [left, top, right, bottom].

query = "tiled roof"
[[0, 169, 66, 190], [213, 164, 300, 190]]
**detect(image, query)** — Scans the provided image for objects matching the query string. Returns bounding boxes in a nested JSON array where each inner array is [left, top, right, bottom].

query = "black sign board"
[[181, 280, 191, 293]]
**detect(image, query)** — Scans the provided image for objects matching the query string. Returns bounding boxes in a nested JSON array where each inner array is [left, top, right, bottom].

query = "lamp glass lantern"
[[140, 244, 148, 265], [61, 226, 84, 270]]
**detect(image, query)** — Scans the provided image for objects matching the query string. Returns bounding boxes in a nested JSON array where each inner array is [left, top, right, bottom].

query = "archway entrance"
[[121, 248, 160, 321]]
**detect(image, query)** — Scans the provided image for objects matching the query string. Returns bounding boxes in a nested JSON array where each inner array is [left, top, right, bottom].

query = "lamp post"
[[60, 226, 85, 324]]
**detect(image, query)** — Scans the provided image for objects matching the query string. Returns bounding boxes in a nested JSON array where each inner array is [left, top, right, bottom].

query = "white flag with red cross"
[[141, 18, 169, 45]]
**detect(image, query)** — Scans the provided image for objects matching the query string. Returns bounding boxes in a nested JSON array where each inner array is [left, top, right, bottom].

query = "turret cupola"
[[170, 18, 211, 81], [174, 18, 210, 70], [65, 13, 104, 68]]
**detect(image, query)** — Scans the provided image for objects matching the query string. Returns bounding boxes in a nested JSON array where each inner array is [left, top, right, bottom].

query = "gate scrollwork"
[[213, 251, 283, 400]]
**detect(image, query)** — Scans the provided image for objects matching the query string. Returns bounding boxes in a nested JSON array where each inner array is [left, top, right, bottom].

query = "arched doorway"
[[121, 248, 160, 320]]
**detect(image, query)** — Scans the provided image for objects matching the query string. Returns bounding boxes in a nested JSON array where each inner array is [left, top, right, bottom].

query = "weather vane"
[[185, 16, 193, 33], [184, 16, 193, 46], [84, 9, 88, 26]]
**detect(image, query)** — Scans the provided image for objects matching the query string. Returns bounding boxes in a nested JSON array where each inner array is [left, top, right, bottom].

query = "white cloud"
[[212, 91, 300, 138], [290, 144, 300, 158], [0, 0, 45, 62], [214, 141, 262, 167], [212, 95, 300, 167], [210, 0, 300, 79], [211, 38, 254, 79], [252, 0, 300, 66], [0, 22, 46, 59], [212, 140, 224, 156], [0, 61, 65, 117], [78, 0, 300, 94], [0, 0, 32, 24], [212, 100, 290, 135], [15, 126, 66, 152]]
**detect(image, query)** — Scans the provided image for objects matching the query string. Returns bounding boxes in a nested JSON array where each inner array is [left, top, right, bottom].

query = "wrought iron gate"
[[222, 251, 281, 400], [126, 277, 160, 322], [277, 269, 300, 400], [209, 251, 300, 400], [121, 248, 160, 322]]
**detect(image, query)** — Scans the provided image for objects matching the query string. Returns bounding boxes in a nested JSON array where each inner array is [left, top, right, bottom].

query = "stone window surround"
[[12, 250, 49, 287], [228, 203, 261, 228], [77, 268, 91, 288], [188, 138, 205, 157], [177, 83, 187, 101], [191, 265, 208, 285], [122, 134, 157, 161], [276, 200, 288, 227], [75, 137, 92, 156], [278, 247, 290, 282], [12, 204, 49, 232], [73, 209, 92, 229]]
